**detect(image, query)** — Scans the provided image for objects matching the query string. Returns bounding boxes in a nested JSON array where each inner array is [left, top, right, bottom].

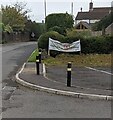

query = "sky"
[[1, 0, 113, 23]]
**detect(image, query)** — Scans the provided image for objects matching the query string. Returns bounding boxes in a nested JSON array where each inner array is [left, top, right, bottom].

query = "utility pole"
[[44, 0, 47, 22], [71, 1, 75, 26], [71, 2, 73, 16]]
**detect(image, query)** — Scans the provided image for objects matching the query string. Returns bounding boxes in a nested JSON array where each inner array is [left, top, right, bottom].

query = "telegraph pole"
[[44, 0, 47, 22], [71, 2, 73, 16], [71, 1, 75, 26]]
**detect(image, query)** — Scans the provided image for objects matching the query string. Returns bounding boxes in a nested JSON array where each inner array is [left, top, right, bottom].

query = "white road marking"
[[15, 63, 113, 101], [85, 66, 113, 75]]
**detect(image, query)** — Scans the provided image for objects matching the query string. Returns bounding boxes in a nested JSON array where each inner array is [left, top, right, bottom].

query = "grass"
[[28, 49, 39, 62], [44, 54, 111, 67], [28, 49, 111, 67]]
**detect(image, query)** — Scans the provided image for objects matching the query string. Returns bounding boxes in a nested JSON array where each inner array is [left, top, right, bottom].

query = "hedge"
[[38, 31, 113, 55]]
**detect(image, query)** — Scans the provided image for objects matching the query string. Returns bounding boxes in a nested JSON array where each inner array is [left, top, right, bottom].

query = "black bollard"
[[67, 62, 72, 87], [36, 55, 39, 75], [39, 49, 41, 63]]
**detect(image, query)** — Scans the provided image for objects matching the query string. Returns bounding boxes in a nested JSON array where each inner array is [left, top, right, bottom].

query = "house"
[[75, 1, 111, 25], [75, 21, 91, 30], [105, 23, 113, 35]]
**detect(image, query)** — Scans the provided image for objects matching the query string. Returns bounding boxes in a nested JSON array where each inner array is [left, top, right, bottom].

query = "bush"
[[49, 26, 66, 35], [38, 30, 113, 56], [38, 31, 65, 50], [45, 13, 74, 31], [80, 36, 113, 54]]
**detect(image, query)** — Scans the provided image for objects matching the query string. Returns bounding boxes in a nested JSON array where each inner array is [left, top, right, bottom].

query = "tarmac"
[[15, 62, 113, 101]]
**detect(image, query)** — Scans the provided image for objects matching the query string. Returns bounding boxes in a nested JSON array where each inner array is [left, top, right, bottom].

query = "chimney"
[[111, 1, 113, 7], [80, 7, 82, 12], [89, 0, 93, 11]]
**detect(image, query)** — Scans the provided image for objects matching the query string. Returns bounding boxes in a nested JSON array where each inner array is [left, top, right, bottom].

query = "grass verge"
[[44, 54, 111, 67], [28, 49, 39, 62], [28, 49, 111, 67]]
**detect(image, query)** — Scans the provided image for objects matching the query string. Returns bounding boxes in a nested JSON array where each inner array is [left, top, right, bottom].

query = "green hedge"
[[49, 26, 66, 36], [38, 31, 113, 55], [38, 31, 65, 50]]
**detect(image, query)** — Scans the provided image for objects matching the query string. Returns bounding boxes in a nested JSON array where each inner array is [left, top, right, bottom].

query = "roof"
[[75, 21, 91, 29], [75, 7, 111, 20], [105, 23, 113, 35]]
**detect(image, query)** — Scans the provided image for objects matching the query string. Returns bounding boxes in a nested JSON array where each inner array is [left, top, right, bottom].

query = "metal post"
[[39, 49, 41, 63], [36, 55, 39, 75], [67, 62, 72, 87]]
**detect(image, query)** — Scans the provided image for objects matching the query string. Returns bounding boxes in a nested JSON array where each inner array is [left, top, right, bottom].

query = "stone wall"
[[2, 32, 30, 43]]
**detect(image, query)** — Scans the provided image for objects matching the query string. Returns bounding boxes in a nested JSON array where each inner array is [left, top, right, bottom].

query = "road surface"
[[1, 42, 111, 118]]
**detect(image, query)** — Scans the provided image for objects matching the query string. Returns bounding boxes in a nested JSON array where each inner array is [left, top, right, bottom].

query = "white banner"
[[49, 38, 81, 52]]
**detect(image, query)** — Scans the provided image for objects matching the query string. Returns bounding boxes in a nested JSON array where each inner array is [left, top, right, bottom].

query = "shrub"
[[80, 36, 113, 54], [45, 13, 74, 31], [49, 26, 66, 35], [38, 31, 65, 50], [38, 30, 113, 56]]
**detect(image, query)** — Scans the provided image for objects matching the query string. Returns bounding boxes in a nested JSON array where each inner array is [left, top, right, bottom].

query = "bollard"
[[67, 62, 72, 87], [39, 49, 41, 63], [36, 55, 40, 75]]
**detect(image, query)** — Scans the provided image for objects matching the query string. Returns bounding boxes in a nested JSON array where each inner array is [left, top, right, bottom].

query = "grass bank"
[[28, 49, 39, 62], [28, 49, 111, 67], [44, 54, 111, 67]]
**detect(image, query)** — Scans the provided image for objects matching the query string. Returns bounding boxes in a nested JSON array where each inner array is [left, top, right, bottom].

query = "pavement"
[[15, 62, 113, 101]]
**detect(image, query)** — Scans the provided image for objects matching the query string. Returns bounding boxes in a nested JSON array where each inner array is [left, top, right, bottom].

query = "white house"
[[75, 1, 111, 25]]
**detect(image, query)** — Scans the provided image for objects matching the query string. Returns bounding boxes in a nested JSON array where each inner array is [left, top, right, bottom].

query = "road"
[[46, 66, 112, 90], [1, 42, 111, 118]]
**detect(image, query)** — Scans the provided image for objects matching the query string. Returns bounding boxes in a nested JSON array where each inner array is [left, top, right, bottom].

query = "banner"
[[48, 38, 81, 52]]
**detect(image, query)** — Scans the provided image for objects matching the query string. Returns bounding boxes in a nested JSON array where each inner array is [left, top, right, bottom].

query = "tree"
[[4, 24, 13, 33], [45, 13, 74, 31], [92, 12, 113, 31], [1, 2, 30, 31], [24, 20, 46, 40]]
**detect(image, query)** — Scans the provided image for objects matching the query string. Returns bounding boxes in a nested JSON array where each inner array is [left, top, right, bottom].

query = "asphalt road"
[[1, 42, 112, 118], [46, 66, 112, 90]]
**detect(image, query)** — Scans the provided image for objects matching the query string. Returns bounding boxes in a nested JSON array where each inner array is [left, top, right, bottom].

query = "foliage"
[[45, 13, 74, 31], [0, 22, 13, 33], [0, 23, 5, 31], [66, 29, 92, 40], [38, 31, 65, 50], [1, 2, 29, 31], [92, 12, 113, 31], [38, 29, 113, 55], [4, 24, 13, 33], [49, 26, 66, 35], [79, 36, 113, 54], [25, 20, 46, 40]]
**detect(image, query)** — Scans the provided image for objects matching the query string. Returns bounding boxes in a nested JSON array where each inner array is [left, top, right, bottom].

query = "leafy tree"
[[25, 20, 46, 39], [4, 24, 13, 33], [1, 2, 30, 31], [45, 13, 74, 31], [92, 12, 113, 31]]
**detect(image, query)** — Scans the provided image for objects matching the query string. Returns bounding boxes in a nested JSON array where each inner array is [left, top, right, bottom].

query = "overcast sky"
[[1, 0, 112, 23]]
